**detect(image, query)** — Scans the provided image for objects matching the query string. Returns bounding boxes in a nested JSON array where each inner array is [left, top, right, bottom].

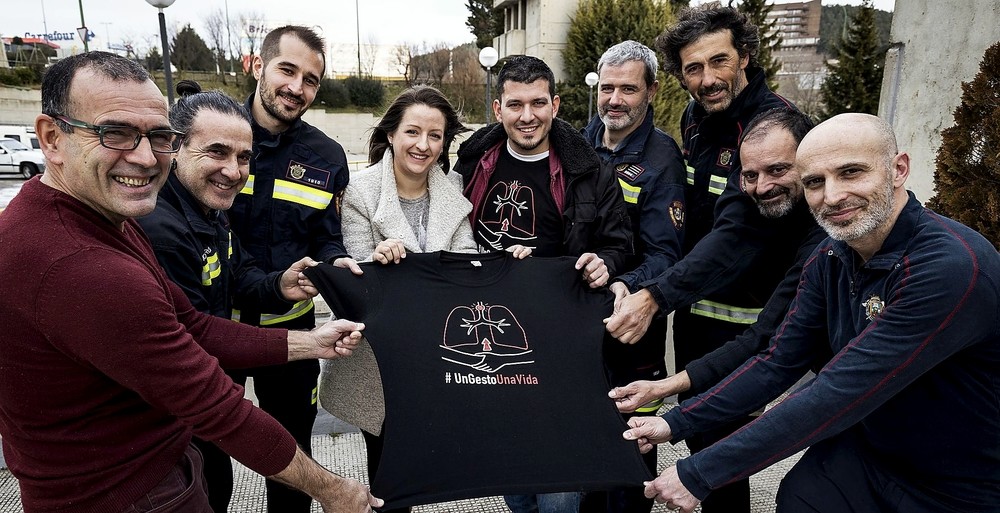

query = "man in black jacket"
[[604, 8, 798, 511], [454, 55, 631, 289], [610, 108, 824, 420], [580, 40, 685, 513], [453, 55, 631, 513]]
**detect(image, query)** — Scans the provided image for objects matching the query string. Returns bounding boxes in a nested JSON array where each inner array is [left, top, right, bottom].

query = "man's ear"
[[252, 55, 265, 81], [892, 152, 910, 188], [551, 95, 560, 117], [35, 114, 65, 166]]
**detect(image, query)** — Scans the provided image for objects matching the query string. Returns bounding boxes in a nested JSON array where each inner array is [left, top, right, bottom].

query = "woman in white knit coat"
[[320, 87, 526, 511]]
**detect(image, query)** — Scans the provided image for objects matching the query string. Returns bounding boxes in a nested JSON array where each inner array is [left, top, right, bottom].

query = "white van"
[[0, 125, 40, 150]]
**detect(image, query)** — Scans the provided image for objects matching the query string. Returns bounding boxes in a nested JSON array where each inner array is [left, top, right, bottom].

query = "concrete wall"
[[0, 86, 43, 126], [878, 0, 1000, 202]]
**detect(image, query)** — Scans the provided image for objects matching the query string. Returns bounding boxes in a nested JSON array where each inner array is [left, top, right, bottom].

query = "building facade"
[[492, 0, 578, 83]]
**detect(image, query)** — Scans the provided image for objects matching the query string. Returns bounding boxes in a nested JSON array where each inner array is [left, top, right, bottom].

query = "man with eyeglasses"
[[0, 52, 381, 513]]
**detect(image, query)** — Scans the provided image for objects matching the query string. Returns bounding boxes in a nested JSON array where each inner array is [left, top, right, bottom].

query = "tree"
[[203, 9, 231, 78], [561, 0, 689, 137], [926, 41, 1000, 249], [818, 4, 892, 56], [732, 0, 781, 91], [465, 0, 503, 49], [819, 0, 882, 118], [171, 24, 215, 72]]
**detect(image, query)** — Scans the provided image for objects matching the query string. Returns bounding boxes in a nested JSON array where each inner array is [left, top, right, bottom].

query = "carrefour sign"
[[23, 30, 95, 42]]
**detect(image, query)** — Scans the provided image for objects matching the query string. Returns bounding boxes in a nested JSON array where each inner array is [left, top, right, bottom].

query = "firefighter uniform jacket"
[[228, 94, 350, 328], [666, 194, 1000, 511], [138, 173, 293, 320], [640, 66, 795, 327], [583, 107, 686, 393]]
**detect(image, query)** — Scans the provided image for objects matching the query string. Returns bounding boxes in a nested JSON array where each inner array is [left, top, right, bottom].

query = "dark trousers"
[[777, 431, 959, 513], [673, 308, 752, 513], [362, 429, 412, 513], [121, 444, 213, 513], [254, 358, 320, 513]]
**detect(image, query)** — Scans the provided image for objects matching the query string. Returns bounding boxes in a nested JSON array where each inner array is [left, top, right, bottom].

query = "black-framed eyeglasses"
[[53, 115, 185, 154]]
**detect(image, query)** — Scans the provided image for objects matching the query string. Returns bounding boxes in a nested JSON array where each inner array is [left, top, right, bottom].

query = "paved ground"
[[0, 397, 800, 513]]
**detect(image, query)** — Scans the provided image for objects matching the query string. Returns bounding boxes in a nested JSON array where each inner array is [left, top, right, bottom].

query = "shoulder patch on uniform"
[[716, 148, 736, 169], [615, 163, 645, 181], [668, 200, 685, 230], [285, 160, 331, 189]]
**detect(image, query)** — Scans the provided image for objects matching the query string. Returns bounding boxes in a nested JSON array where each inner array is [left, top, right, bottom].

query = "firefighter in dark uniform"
[[227, 26, 360, 513], [580, 41, 685, 513], [138, 81, 323, 513], [605, 6, 797, 513]]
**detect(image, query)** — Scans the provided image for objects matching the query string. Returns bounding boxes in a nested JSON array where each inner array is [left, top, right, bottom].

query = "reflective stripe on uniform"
[[618, 178, 641, 205], [240, 174, 255, 195], [200, 252, 221, 286], [227, 231, 233, 258], [311, 386, 318, 405], [708, 174, 727, 196], [685, 165, 695, 185], [260, 299, 315, 325], [690, 299, 762, 324], [634, 398, 664, 413], [272, 179, 333, 210]]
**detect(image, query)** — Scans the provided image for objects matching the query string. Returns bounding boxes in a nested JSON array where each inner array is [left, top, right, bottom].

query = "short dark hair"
[[655, 5, 760, 80], [496, 55, 556, 98], [171, 80, 251, 144], [42, 51, 152, 131], [742, 108, 814, 146], [368, 86, 469, 173], [260, 25, 326, 75]]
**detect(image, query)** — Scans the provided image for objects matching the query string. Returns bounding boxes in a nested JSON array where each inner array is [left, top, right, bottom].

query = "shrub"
[[316, 78, 351, 109], [344, 75, 385, 109], [927, 41, 1000, 249]]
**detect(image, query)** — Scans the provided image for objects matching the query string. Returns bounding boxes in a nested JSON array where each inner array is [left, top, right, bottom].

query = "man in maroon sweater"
[[0, 52, 382, 513]]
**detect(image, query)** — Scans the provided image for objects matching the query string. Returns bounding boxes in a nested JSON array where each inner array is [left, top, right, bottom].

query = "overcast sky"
[[0, 0, 895, 54]]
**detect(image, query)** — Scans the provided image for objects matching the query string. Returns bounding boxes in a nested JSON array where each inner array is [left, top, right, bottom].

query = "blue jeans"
[[504, 492, 581, 513]]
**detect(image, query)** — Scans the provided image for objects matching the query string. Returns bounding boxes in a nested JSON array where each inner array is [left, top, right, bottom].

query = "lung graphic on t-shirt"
[[477, 180, 537, 250], [440, 301, 534, 373]]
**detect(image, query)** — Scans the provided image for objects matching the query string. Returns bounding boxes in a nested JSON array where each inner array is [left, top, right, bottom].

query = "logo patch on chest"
[[285, 160, 331, 189], [615, 163, 646, 181], [862, 294, 885, 321], [716, 148, 736, 169]]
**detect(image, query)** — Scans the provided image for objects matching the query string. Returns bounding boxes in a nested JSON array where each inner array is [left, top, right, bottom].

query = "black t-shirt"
[[305, 252, 651, 509], [474, 146, 564, 256]]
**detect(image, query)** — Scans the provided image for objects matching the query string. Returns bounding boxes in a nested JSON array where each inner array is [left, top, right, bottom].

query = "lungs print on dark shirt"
[[476, 180, 538, 250], [441, 301, 533, 373]]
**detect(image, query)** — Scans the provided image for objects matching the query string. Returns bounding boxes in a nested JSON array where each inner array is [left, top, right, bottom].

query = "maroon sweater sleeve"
[[35, 241, 296, 476]]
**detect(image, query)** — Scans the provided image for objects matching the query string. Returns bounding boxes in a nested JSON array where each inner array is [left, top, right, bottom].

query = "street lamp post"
[[77, 0, 89, 52], [145, 0, 176, 105], [478, 46, 499, 124], [585, 72, 599, 121]]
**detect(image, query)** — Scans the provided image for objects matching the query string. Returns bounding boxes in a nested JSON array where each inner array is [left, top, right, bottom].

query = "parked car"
[[0, 138, 45, 178], [0, 125, 40, 149]]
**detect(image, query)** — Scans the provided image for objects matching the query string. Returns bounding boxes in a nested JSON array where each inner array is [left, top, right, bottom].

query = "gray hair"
[[597, 40, 659, 87]]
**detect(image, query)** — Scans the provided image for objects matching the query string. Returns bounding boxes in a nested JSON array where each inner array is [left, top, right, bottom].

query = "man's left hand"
[[623, 415, 672, 453], [575, 253, 609, 288], [280, 257, 320, 301], [644, 466, 700, 512]]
